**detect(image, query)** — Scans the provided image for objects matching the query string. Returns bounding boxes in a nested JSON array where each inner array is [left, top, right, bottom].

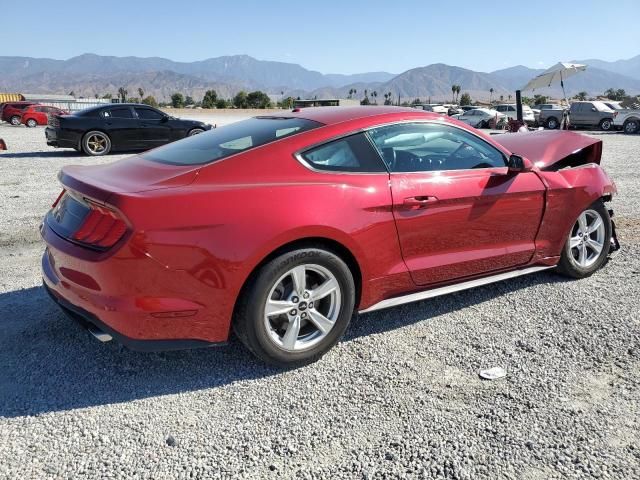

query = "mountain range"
[[1, 53, 639, 102]]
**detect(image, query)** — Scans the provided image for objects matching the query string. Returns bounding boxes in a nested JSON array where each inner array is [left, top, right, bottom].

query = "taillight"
[[72, 200, 127, 248]]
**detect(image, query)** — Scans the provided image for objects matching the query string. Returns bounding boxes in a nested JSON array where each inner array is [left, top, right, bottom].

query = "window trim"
[[293, 119, 509, 175]]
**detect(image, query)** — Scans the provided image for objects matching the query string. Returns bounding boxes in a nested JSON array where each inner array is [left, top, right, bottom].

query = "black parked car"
[[45, 104, 212, 156]]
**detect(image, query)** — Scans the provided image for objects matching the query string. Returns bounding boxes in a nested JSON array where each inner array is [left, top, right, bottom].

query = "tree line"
[[92, 87, 276, 109]]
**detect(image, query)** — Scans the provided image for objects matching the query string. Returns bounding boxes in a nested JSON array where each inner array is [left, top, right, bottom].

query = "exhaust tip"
[[88, 326, 113, 343]]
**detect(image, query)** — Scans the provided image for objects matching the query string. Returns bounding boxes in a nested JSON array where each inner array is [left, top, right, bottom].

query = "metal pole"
[[516, 90, 523, 123]]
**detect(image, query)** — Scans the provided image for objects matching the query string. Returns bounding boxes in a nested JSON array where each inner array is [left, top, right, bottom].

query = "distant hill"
[[0, 70, 240, 102], [490, 65, 640, 98], [0, 53, 395, 94], [1, 53, 639, 102], [377, 64, 510, 101], [576, 55, 640, 80]]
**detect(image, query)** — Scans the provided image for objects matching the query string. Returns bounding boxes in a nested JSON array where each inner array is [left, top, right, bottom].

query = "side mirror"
[[161, 115, 169, 122], [591, 107, 597, 112], [508, 154, 533, 173]]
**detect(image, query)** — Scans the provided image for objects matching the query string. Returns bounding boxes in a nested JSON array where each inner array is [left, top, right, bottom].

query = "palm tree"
[[489, 88, 494, 104], [118, 87, 128, 103], [138, 88, 144, 101], [508, 94, 512, 101], [372, 91, 378, 104], [455, 85, 461, 103]]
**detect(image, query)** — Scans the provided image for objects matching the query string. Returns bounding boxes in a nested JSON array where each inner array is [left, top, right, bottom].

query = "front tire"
[[599, 118, 613, 131], [234, 248, 356, 367], [82, 131, 111, 156], [26, 118, 37, 128], [10, 115, 20, 126], [623, 119, 639, 134], [556, 200, 611, 279], [188, 128, 205, 136]]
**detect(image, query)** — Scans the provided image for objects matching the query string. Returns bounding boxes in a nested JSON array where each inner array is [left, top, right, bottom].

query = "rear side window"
[[141, 117, 322, 166], [135, 108, 163, 120], [106, 108, 134, 119], [300, 133, 387, 173]]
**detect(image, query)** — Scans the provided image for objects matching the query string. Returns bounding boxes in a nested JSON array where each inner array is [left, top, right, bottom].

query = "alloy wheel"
[[263, 264, 341, 352], [568, 209, 606, 268], [87, 133, 108, 154], [625, 120, 639, 134], [188, 128, 205, 136]]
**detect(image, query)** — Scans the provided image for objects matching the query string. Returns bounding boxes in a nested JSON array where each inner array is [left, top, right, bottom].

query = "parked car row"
[[0, 101, 67, 127], [413, 103, 538, 129], [536, 100, 638, 133]]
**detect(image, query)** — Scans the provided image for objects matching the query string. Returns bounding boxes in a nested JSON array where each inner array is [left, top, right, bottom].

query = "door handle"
[[403, 196, 438, 208]]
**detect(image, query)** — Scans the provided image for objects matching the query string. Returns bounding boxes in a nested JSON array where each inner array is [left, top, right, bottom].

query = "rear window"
[[141, 117, 322, 165]]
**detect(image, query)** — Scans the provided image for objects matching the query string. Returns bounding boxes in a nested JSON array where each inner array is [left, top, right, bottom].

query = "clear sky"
[[1, 0, 638, 74]]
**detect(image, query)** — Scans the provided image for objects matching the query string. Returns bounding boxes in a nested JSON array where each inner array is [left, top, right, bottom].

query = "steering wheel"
[[450, 141, 474, 159], [395, 150, 427, 171]]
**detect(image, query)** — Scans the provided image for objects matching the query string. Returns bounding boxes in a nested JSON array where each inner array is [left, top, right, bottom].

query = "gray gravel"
[[1, 123, 639, 479]]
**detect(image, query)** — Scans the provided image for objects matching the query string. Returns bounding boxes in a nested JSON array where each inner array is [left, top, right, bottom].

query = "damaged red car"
[[41, 107, 619, 366]]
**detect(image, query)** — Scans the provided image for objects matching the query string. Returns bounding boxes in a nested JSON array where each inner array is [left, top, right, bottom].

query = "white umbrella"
[[522, 62, 587, 103]]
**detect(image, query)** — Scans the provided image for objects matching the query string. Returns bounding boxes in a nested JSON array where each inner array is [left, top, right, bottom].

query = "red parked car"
[[1, 101, 37, 125], [21, 105, 67, 127], [41, 107, 618, 366]]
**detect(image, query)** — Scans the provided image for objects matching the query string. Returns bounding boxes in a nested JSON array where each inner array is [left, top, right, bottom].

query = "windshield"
[[141, 117, 323, 165]]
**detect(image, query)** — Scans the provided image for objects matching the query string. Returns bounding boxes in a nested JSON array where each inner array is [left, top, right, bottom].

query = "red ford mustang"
[[41, 107, 619, 366]]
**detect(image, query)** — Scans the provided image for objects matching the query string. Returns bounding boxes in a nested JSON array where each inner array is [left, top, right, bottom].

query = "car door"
[[102, 107, 144, 150], [134, 107, 171, 147], [570, 103, 588, 126], [367, 121, 546, 286]]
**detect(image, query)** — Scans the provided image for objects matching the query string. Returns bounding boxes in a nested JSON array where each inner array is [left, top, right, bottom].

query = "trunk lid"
[[492, 130, 602, 170], [59, 155, 199, 203]]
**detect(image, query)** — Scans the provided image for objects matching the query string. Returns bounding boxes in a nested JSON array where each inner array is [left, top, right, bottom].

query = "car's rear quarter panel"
[[109, 136, 408, 338]]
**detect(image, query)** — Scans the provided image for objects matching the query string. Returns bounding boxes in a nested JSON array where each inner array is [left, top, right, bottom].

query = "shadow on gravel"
[[0, 272, 568, 418]]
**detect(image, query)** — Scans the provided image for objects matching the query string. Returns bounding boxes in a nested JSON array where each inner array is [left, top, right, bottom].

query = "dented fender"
[[533, 164, 616, 260]]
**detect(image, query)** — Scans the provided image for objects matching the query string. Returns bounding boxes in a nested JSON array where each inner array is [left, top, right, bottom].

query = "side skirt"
[[359, 265, 555, 314]]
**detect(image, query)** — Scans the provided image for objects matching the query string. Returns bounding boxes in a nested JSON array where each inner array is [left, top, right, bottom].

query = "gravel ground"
[[1, 122, 639, 479]]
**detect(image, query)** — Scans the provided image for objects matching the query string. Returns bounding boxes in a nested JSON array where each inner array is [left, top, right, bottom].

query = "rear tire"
[[233, 248, 356, 367], [556, 200, 611, 279], [599, 118, 613, 131], [82, 131, 111, 156], [546, 117, 559, 129], [10, 115, 20, 126], [623, 119, 639, 134]]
